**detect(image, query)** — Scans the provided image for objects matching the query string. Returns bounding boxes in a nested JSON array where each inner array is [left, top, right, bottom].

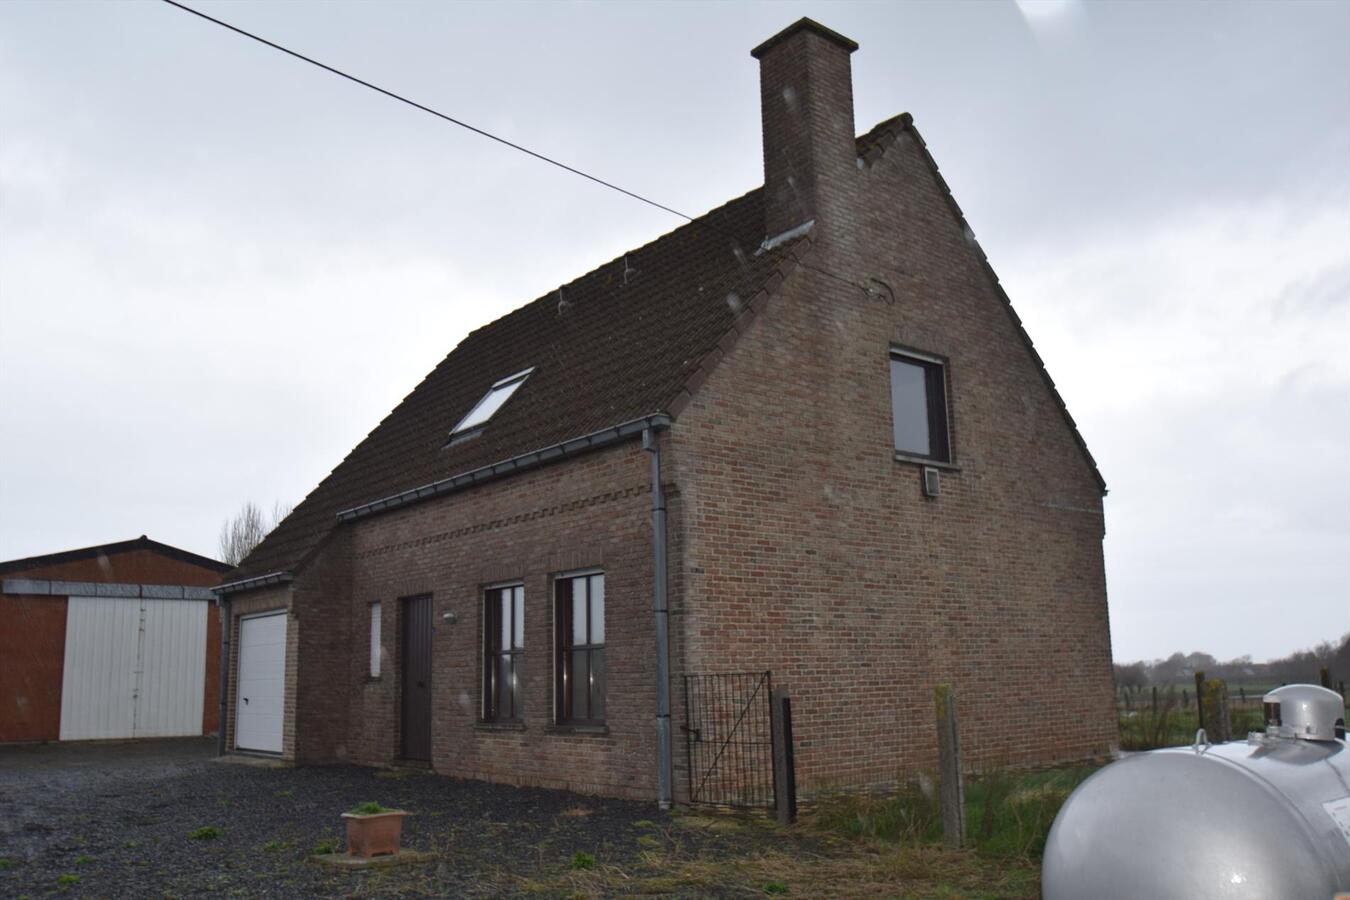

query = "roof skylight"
[[450, 368, 533, 437]]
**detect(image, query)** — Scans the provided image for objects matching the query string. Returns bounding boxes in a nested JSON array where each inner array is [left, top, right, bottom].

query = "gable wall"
[[4, 548, 225, 586], [668, 129, 1115, 794], [297, 441, 661, 798]]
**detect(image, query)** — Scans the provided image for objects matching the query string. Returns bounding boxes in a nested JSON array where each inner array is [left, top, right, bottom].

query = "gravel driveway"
[[0, 739, 693, 898]]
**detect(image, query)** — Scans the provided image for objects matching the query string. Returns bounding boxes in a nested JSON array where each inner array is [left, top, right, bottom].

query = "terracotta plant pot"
[[341, 810, 408, 858]]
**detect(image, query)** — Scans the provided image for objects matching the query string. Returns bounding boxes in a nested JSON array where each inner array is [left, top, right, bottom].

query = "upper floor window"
[[483, 584, 524, 722], [890, 349, 950, 462], [451, 368, 534, 439], [555, 572, 605, 725]]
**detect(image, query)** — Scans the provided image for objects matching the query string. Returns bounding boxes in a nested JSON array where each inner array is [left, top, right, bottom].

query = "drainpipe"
[[643, 426, 673, 809], [216, 596, 231, 756]]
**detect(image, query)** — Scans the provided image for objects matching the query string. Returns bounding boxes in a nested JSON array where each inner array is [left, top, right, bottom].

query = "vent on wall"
[[922, 467, 940, 499]]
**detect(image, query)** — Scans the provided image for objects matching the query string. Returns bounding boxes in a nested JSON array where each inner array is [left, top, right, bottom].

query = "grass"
[[518, 767, 1087, 899], [56, 873, 80, 888], [313, 839, 338, 856], [187, 826, 222, 841]]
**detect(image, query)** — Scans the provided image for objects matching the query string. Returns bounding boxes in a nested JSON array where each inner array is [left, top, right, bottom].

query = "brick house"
[[1, 536, 229, 743], [216, 19, 1115, 803]]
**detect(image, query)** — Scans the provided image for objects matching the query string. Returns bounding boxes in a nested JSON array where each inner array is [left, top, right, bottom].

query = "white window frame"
[[450, 367, 534, 437]]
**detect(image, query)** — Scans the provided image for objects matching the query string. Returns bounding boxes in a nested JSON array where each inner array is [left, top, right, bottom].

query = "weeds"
[[73, 855, 91, 866], [188, 826, 222, 841], [805, 766, 1096, 862], [56, 873, 80, 888], [262, 839, 293, 853], [0, 858, 14, 870], [763, 880, 789, 894], [569, 851, 595, 870], [313, 840, 338, 856]]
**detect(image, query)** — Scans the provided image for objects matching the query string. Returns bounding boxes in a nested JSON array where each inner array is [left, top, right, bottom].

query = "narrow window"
[[450, 368, 534, 439], [555, 572, 605, 725], [890, 350, 950, 462], [369, 602, 382, 678], [483, 585, 524, 721]]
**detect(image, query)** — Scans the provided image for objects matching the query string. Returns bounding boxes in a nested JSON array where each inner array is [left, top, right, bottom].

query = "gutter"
[[216, 595, 231, 756], [642, 424, 674, 809], [213, 570, 294, 597], [336, 413, 673, 522]]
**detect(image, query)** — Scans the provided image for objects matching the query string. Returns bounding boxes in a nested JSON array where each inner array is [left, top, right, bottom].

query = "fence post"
[[1201, 678, 1231, 743], [1193, 672, 1206, 732], [771, 688, 797, 826], [934, 684, 965, 850]]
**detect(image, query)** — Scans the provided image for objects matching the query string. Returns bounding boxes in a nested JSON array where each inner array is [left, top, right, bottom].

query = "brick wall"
[[5, 548, 224, 586], [0, 595, 68, 742], [286, 441, 662, 799], [667, 121, 1116, 795]]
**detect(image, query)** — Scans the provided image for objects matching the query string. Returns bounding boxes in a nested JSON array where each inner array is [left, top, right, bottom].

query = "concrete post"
[[1201, 678, 1231, 743], [934, 684, 965, 850]]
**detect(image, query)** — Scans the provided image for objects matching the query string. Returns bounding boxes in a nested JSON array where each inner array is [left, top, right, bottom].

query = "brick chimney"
[[751, 18, 859, 241]]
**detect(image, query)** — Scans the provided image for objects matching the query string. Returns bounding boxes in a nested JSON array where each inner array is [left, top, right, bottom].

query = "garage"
[[60, 596, 208, 740], [0, 536, 230, 744], [235, 610, 287, 753]]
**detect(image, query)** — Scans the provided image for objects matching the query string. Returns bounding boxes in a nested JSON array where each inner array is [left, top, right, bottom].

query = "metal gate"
[[683, 671, 775, 808]]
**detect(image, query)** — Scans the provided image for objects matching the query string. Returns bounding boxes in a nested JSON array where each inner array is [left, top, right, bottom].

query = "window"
[[483, 585, 524, 721], [450, 368, 533, 438], [890, 350, 950, 462], [369, 602, 381, 678], [555, 572, 605, 725]]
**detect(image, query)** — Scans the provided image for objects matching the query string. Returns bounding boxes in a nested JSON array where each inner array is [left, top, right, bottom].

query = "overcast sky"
[[1, 1, 1346, 663]]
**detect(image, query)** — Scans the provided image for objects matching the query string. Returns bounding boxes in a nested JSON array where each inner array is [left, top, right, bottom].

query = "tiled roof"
[[228, 185, 807, 583], [227, 114, 1105, 586]]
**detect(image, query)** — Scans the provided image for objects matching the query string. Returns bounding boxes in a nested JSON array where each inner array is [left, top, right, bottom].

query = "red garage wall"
[[0, 594, 68, 742]]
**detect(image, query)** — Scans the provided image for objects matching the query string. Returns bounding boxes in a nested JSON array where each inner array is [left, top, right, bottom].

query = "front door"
[[400, 595, 432, 761]]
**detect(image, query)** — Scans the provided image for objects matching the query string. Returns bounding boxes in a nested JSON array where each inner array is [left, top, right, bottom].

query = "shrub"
[[349, 801, 390, 815], [570, 851, 595, 870]]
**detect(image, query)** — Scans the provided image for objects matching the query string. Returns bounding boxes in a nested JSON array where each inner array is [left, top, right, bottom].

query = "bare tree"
[[218, 501, 293, 566]]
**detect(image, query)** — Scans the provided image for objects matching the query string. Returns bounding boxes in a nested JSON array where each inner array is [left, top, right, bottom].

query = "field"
[[1116, 683, 1348, 750]]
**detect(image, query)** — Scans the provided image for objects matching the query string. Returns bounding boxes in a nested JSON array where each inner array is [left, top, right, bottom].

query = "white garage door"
[[235, 611, 286, 753], [59, 597, 207, 740]]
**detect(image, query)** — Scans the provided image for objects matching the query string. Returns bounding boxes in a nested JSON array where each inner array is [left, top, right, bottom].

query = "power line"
[[158, 0, 874, 297], [160, 0, 694, 222]]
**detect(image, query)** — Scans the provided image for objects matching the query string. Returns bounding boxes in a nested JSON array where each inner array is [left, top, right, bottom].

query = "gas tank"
[[1043, 685, 1350, 900]]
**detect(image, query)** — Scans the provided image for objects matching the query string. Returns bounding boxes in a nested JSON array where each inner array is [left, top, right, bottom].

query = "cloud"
[[1001, 190, 1350, 660]]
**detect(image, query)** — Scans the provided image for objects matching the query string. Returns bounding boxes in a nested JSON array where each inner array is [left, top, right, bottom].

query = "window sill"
[[475, 720, 526, 732], [545, 724, 609, 736], [893, 452, 961, 472]]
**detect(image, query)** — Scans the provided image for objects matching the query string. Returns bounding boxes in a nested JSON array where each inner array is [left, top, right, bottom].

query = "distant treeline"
[[1114, 632, 1350, 690]]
